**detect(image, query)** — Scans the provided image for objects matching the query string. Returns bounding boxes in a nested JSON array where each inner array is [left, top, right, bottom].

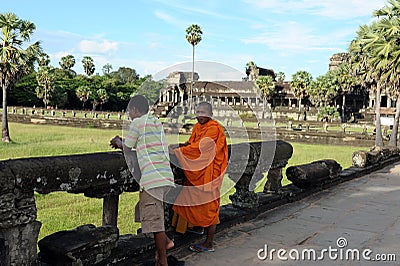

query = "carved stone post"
[[228, 141, 293, 209], [264, 168, 282, 193], [102, 195, 119, 226], [229, 172, 259, 209]]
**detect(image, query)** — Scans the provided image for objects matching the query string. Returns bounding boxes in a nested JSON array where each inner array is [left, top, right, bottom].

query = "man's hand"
[[168, 143, 180, 154], [110, 136, 123, 149]]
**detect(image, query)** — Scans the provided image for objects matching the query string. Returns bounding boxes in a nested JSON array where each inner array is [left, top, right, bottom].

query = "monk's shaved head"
[[197, 102, 212, 114]]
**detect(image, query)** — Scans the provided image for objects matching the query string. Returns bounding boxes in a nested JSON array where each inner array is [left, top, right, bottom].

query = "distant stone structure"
[[155, 57, 381, 119], [245, 65, 276, 81], [329, 52, 349, 70], [153, 71, 270, 119]]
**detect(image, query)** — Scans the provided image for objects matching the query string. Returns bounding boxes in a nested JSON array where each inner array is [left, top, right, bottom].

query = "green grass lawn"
[[1, 122, 369, 241]]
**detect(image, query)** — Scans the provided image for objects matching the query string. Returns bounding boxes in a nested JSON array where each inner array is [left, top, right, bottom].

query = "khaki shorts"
[[135, 187, 168, 234]]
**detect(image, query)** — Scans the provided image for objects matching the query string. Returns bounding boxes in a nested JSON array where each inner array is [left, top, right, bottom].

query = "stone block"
[[38, 224, 119, 265]]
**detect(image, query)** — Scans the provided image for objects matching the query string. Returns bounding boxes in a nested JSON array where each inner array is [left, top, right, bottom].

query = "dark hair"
[[197, 102, 212, 114], [128, 95, 149, 113]]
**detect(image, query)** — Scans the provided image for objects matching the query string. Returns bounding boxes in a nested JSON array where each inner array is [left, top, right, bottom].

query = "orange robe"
[[172, 119, 228, 232]]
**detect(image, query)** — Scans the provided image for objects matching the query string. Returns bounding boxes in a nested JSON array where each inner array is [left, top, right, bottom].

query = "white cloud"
[[52, 51, 74, 63], [242, 21, 339, 53], [78, 40, 118, 54], [154, 10, 183, 27], [150, 42, 161, 48], [243, 0, 386, 19], [154, 0, 249, 22]]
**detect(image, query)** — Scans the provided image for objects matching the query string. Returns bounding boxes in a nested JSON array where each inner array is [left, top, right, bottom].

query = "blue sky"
[[3, 0, 387, 81]]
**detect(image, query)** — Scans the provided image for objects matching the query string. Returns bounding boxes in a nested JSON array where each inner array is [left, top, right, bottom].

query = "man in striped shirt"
[[110, 95, 175, 266]]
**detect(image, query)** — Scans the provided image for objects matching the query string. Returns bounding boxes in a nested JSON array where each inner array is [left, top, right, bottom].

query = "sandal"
[[189, 244, 215, 252]]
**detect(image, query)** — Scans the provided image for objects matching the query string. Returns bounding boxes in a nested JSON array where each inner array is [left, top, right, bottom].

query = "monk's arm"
[[179, 126, 219, 157]]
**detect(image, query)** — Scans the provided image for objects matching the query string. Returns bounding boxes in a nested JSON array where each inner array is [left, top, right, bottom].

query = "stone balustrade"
[[1, 139, 400, 265], [0, 140, 293, 265]]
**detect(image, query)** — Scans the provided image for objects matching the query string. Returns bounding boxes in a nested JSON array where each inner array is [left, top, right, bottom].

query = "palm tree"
[[82, 56, 95, 76], [256, 75, 276, 100], [290, 71, 313, 114], [102, 63, 113, 75], [76, 85, 91, 110], [373, 0, 400, 146], [36, 66, 56, 108], [348, 23, 385, 147], [37, 52, 50, 67], [336, 63, 356, 122], [96, 88, 109, 110], [310, 71, 339, 109], [276, 71, 285, 83], [185, 24, 202, 112], [0, 13, 41, 142], [60, 55, 76, 76], [256, 75, 276, 118]]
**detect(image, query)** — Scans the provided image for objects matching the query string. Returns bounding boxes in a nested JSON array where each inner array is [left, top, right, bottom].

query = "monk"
[[169, 102, 228, 253]]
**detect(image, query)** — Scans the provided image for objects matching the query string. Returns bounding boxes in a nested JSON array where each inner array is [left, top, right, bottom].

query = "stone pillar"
[[229, 173, 259, 209], [264, 168, 282, 193], [1, 222, 41, 266]]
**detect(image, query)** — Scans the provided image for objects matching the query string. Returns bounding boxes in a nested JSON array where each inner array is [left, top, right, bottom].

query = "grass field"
[[1, 122, 369, 241]]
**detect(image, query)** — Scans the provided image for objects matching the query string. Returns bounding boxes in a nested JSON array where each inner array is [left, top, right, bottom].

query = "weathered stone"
[[264, 168, 282, 193], [352, 146, 400, 168], [0, 193, 14, 210], [38, 224, 119, 265], [0, 165, 15, 194], [0, 152, 139, 196], [0, 141, 293, 264], [352, 150, 381, 168], [228, 140, 293, 209], [286, 159, 342, 189], [0, 221, 41, 266]]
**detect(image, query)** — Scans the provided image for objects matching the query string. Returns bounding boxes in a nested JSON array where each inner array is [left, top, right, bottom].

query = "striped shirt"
[[124, 113, 175, 190]]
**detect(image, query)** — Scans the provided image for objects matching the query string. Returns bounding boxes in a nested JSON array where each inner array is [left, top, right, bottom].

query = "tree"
[[102, 63, 113, 75], [185, 24, 202, 112], [349, 22, 386, 147], [110, 67, 138, 83], [36, 66, 56, 108], [290, 71, 313, 114], [37, 52, 50, 67], [96, 88, 109, 110], [373, 0, 400, 146], [309, 71, 338, 108], [82, 56, 95, 76], [245, 61, 257, 80], [256, 75, 276, 100], [60, 55, 76, 76], [0, 13, 41, 142], [276, 71, 285, 83], [76, 85, 91, 109], [335, 63, 356, 122], [60, 55, 75, 70]]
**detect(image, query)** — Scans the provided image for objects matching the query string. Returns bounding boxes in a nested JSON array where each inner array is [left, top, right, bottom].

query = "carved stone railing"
[[352, 146, 400, 168], [0, 152, 137, 266], [228, 140, 293, 209], [2, 140, 399, 265], [0, 140, 293, 266]]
